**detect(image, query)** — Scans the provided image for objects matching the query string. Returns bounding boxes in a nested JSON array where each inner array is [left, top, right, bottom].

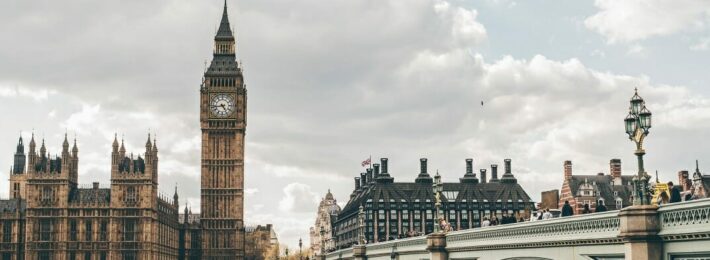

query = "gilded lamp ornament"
[[432, 171, 443, 232]]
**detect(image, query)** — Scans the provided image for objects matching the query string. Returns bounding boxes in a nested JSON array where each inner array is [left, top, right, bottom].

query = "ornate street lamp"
[[319, 225, 326, 257], [432, 171, 443, 233], [286, 247, 289, 260], [390, 244, 398, 260], [299, 238, 303, 260], [625, 88, 653, 205], [357, 205, 365, 245]]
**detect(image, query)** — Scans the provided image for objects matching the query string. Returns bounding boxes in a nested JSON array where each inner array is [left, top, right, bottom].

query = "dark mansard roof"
[[339, 175, 533, 219]]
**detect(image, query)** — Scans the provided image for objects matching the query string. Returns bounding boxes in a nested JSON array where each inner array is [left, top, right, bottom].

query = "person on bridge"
[[561, 200, 574, 217], [669, 181, 682, 203], [542, 209, 552, 220], [482, 217, 490, 227], [491, 216, 499, 226], [595, 200, 608, 212], [582, 203, 591, 214]]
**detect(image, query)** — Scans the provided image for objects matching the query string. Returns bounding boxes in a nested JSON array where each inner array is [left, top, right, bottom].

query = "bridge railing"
[[446, 210, 621, 251], [365, 236, 427, 259], [658, 197, 710, 241], [325, 198, 710, 260]]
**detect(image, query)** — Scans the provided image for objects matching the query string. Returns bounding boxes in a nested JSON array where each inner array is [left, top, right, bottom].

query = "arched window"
[[41, 187, 52, 203], [615, 198, 623, 209], [125, 186, 137, 204]]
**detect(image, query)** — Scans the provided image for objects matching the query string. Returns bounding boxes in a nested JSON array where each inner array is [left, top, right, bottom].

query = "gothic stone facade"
[[334, 158, 535, 249], [1, 3, 248, 260], [1, 134, 182, 260], [677, 161, 710, 200], [199, 1, 247, 259], [309, 190, 340, 257]]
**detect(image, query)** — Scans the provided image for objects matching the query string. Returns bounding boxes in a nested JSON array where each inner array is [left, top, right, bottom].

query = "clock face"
[[210, 94, 235, 118]]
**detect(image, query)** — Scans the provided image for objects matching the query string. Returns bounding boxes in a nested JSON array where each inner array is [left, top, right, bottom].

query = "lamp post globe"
[[625, 88, 652, 205]]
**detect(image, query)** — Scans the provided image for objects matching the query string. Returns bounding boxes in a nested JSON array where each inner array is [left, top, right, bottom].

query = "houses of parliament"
[[0, 2, 247, 260]]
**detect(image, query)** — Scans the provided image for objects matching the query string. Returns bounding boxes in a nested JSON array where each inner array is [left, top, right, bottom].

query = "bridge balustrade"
[[325, 198, 710, 260]]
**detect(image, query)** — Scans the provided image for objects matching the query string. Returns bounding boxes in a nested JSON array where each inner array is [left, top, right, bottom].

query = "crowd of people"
[[480, 212, 526, 227]]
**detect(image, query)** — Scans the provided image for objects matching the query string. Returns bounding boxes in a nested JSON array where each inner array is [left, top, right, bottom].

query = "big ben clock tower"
[[200, 1, 246, 258]]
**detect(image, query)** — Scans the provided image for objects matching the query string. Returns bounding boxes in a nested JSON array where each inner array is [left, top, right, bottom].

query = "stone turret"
[[12, 135, 26, 174], [173, 186, 180, 208]]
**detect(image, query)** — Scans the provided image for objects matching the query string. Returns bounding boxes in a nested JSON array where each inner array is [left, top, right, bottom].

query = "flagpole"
[[369, 155, 372, 171]]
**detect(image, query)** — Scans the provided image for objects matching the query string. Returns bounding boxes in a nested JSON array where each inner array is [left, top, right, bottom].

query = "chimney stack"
[[373, 163, 380, 178], [376, 158, 394, 183], [610, 159, 622, 178], [504, 159, 512, 174], [564, 160, 573, 180], [678, 170, 691, 191], [420, 158, 427, 174], [366, 168, 373, 184], [480, 169, 487, 184], [360, 172, 367, 188], [354, 177, 361, 190], [415, 158, 433, 184], [490, 164, 499, 182], [500, 159, 517, 183], [381, 158, 388, 174], [460, 158, 478, 184]]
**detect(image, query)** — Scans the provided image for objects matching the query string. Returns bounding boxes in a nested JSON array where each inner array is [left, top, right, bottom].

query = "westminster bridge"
[[325, 198, 710, 260]]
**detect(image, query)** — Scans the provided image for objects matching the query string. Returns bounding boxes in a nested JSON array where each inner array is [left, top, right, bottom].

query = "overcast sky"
[[1, 0, 710, 249]]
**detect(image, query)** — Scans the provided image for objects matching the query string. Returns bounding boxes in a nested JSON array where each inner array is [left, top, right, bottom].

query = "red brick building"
[[558, 159, 634, 214]]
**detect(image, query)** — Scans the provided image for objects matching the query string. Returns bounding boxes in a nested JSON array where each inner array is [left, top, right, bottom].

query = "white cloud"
[[690, 37, 710, 51], [0, 84, 54, 102], [278, 183, 319, 213], [626, 44, 645, 56], [585, 0, 710, 43], [435, 0, 487, 46]]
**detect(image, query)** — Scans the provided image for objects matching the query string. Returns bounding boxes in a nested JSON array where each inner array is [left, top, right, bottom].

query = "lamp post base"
[[618, 205, 661, 260], [427, 233, 447, 260]]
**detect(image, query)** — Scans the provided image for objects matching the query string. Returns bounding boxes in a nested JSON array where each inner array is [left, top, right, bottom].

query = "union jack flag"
[[361, 157, 371, 167]]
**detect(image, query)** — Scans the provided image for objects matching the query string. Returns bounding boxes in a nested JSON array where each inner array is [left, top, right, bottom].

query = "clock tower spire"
[[200, 1, 246, 258]]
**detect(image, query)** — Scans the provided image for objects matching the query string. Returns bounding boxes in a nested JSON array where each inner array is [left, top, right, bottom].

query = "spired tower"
[[200, 1, 247, 258], [9, 135, 27, 199]]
